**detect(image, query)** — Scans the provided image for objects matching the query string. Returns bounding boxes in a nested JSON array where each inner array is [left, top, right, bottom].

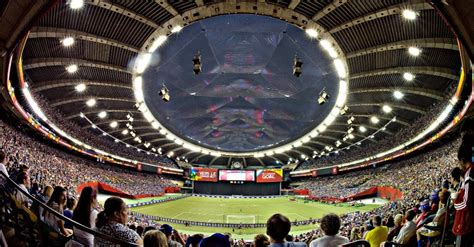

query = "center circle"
[[142, 14, 339, 153]]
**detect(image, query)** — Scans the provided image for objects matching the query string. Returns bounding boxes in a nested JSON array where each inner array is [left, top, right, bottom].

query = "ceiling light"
[[408, 47, 421, 56], [62, 37, 75, 47], [66, 64, 78, 73], [70, 0, 84, 9], [348, 134, 355, 139], [370, 116, 380, 124], [110, 121, 118, 128], [301, 154, 306, 159], [402, 9, 417, 20], [394, 90, 404, 99], [171, 25, 182, 33], [149, 35, 167, 52], [91, 124, 97, 129], [102, 133, 107, 136], [403, 72, 415, 81], [334, 59, 346, 78], [168, 151, 174, 157], [98, 111, 107, 119], [86, 98, 96, 107], [382, 105, 392, 113], [122, 129, 129, 135], [359, 126, 367, 133], [114, 139, 119, 143], [75, 83, 86, 92], [305, 28, 318, 38]]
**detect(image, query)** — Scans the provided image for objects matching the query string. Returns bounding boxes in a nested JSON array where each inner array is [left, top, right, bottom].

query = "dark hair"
[[451, 167, 462, 182], [144, 226, 156, 235], [0, 150, 5, 162], [137, 225, 144, 236], [253, 234, 270, 247], [15, 171, 28, 184], [320, 213, 341, 236], [266, 214, 291, 242], [406, 209, 416, 221], [373, 216, 382, 226], [66, 197, 76, 209], [439, 190, 450, 204], [96, 197, 124, 228], [73, 186, 96, 227], [47, 186, 67, 207], [189, 233, 204, 247], [285, 235, 293, 242], [386, 216, 395, 228], [458, 134, 473, 164]]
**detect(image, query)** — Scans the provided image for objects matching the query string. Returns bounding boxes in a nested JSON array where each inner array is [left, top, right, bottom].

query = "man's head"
[[373, 215, 382, 227], [394, 214, 403, 226], [458, 134, 473, 172], [405, 209, 416, 221], [320, 213, 341, 236], [451, 167, 462, 183], [15, 171, 30, 188], [199, 233, 230, 247], [159, 224, 173, 237], [266, 214, 291, 242]]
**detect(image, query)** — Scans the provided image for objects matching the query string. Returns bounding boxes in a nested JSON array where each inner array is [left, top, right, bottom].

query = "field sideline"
[[128, 196, 380, 238]]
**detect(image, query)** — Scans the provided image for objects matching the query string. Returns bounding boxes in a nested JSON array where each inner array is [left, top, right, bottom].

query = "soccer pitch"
[[130, 196, 380, 238]]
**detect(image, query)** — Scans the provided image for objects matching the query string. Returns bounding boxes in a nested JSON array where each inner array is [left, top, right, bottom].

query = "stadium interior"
[[0, 0, 473, 247]]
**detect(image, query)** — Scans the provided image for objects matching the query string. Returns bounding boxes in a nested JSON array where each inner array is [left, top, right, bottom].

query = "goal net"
[[225, 215, 257, 224]]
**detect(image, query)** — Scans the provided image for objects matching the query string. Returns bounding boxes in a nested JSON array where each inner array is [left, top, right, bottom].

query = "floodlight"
[[293, 56, 303, 77]]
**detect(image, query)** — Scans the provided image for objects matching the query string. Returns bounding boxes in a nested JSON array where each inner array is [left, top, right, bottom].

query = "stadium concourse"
[[1, 0, 474, 247]]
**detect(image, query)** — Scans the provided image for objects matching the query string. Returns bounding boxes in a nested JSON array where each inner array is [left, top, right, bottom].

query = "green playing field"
[[129, 196, 380, 238]]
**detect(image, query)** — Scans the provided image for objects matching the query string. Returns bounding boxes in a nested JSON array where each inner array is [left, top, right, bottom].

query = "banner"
[[190, 167, 218, 182], [256, 169, 283, 183]]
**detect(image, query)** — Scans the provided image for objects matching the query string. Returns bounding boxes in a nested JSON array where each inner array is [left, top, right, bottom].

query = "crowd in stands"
[[297, 100, 450, 171], [0, 119, 176, 197], [29, 94, 177, 168]]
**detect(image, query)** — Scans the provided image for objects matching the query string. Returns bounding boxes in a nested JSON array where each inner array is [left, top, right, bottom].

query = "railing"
[[341, 240, 370, 247], [0, 171, 138, 246]]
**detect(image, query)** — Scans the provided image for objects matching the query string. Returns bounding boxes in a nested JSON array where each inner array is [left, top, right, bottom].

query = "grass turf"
[[129, 196, 380, 239]]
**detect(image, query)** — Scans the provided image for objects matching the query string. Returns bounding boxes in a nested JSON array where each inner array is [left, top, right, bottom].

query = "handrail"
[[0, 171, 138, 246], [340, 240, 370, 247]]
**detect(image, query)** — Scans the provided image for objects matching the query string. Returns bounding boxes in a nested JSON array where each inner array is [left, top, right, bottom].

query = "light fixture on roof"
[[70, 0, 84, 9], [114, 139, 119, 143], [334, 59, 346, 78], [91, 124, 97, 129], [335, 140, 342, 147], [130, 131, 136, 137], [110, 121, 118, 128], [408, 47, 421, 56], [347, 127, 354, 134], [340, 105, 349, 115], [62, 37, 75, 47], [347, 116, 355, 125], [98, 111, 107, 119], [75, 83, 86, 92], [122, 129, 129, 135], [293, 56, 303, 77], [79, 112, 85, 118], [86, 98, 96, 107], [192, 52, 202, 75], [168, 151, 174, 157], [348, 133, 355, 139], [402, 9, 417, 20], [305, 28, 318, 38], [102, 133, 107, 136], [403, 72, 415, 81], [144, 142, 151, 148], [301, 154, 306, 159], [359, 126, 367, 133], [394, 90, 404, 99], [318, 89, 329, 105], [159, 84, 170, 102], [382, 105, 393, 113], [370, 116, 380, 124], [171, 25, 183, 33], [66, 64, 78, 73]]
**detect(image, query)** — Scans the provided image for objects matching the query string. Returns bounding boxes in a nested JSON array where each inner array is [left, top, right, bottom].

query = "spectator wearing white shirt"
[[310, 214, 348, 247]]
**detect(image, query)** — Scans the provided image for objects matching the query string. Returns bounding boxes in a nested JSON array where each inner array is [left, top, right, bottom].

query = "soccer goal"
[[225, 215, 257, 224]]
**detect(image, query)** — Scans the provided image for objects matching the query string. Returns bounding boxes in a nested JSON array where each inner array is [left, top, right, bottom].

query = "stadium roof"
[[14, 0, 467, 167]]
